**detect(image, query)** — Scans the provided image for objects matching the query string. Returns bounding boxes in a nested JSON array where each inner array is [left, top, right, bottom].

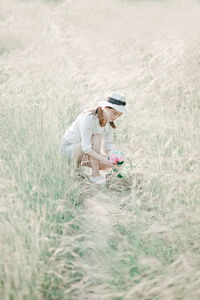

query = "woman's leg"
[[76, 134, 102, 176], [76, 134, 112, 175], [90, 134, 101, 177]]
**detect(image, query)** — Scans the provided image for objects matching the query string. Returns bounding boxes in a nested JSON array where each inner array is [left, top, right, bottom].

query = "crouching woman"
[[60, 92, 130, 184]]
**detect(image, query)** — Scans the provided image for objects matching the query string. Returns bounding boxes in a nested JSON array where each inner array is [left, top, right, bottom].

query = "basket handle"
[[125, 156, 133, 169]]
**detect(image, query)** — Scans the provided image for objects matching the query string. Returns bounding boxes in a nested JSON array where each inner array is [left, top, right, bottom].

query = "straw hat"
[[98, 92, 131, 114]]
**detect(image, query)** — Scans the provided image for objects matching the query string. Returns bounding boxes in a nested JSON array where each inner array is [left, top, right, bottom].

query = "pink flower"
[[118, 155, 124, 162], [108, 150, 125, 165], [109, 153, 117, 164]]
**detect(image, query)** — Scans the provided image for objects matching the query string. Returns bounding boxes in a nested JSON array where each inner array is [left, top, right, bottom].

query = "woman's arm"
[[88, 149, 113, 166], [102, 127, 115, 154], [79, 115, 112, 166]]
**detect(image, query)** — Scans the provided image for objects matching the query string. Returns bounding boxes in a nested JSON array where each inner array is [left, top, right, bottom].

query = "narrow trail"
[[47, 1, 137, 239], [81, 180, 133, 231], [44, 6, 140, 294]]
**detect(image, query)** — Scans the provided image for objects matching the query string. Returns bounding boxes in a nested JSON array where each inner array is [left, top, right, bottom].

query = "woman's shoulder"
[[81, 111, 97, 120], [78, 111, 98, 127]]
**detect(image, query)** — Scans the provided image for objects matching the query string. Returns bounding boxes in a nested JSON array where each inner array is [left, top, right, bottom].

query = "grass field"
[[1, 0, 200, 299]]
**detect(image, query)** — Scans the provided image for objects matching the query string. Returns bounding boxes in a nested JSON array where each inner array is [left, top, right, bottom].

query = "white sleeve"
[[79, 115, 93, 154], [103, 127, 115, 152]]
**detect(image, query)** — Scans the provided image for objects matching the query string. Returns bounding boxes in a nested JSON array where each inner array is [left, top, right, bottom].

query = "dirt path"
[[47, 2, 136, 234], [81, 179, 133, 230], [45, 8, 139, 296]]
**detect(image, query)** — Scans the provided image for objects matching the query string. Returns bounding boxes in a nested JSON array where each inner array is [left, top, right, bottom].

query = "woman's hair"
[[84, 107, 116, 129]]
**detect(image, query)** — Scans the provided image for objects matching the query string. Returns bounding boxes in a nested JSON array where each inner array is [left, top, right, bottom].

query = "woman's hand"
[[88, 150, 113, 167]]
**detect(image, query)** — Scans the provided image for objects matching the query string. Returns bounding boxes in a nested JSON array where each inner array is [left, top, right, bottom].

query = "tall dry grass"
[[1, 0, 200, 299]]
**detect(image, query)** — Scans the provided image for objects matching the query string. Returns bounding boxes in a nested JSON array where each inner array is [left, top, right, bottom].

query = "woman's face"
[[104, 107, 123, 122]]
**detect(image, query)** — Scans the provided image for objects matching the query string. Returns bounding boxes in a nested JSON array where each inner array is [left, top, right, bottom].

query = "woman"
[[60, 92, 130, 184]]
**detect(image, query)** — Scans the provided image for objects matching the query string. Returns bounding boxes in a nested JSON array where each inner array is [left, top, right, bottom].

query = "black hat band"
[[107, 97, 126, 106]]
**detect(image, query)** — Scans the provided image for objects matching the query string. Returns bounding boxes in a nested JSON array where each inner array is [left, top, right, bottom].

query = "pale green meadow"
[[1, 0, 200, 299]]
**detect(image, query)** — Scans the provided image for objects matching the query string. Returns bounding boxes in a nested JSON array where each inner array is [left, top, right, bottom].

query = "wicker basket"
[[106, 158, 133, 192]]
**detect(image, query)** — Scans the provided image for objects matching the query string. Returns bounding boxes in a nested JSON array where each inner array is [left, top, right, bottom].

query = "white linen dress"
[[60, 112, 115, 160]]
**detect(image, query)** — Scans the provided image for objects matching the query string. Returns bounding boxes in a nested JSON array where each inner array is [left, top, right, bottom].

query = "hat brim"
[[97, 101, 131, 114]]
